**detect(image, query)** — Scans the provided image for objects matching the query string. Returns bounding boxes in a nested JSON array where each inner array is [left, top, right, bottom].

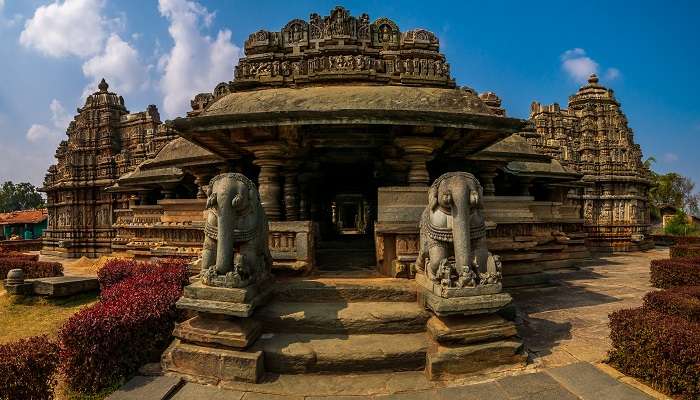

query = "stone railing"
[[268, 221, 315, 273]]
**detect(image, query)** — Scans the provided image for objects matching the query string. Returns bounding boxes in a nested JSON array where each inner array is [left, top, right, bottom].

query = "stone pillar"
[[479, 167, 499, 197], [250, 145, 284, 221], [395, 137, 444, 186], [518, 177, 533, 196], [283, 165, 299, 221], [193, 172, 211, 199]]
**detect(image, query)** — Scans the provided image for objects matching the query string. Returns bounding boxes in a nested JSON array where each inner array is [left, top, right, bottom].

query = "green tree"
[[648, 167, 700, 217], [0, 181, 46, 212]]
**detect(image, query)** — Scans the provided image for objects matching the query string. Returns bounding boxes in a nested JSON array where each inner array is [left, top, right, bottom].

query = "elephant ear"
[[428, 184, 438, 211], [206, 192, 217, 210]]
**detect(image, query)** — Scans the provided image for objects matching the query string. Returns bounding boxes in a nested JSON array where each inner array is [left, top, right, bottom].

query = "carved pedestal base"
[[176, 275, 274, 317], [416, 272, 511, 316], [173, 314, 262, 349], [161, 339, 263, 384], [425, 314, 525, 380], [164, 278, 274, 384]]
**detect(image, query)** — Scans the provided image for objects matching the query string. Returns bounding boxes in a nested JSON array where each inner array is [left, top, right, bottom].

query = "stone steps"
[[256, 332, 428, 374], [255, 301, 431, 334], [273, 277, 417, 303]]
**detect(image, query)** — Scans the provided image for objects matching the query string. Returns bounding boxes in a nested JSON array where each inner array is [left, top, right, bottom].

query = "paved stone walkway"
[[512, 247, 667, 368], [109, 248, 671, 399]]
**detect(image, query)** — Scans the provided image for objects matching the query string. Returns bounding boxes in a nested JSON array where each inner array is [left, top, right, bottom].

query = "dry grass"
[[0, 287, 97, 344]]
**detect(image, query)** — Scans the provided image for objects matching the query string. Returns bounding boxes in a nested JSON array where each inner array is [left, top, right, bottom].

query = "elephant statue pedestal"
[[414, 172, 526, 380], [162, 173, 273, 384]]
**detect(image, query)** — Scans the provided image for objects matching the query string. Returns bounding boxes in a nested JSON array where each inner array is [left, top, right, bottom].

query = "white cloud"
[[157, 0, 241, 118], [561, 48, 599, 83], [82, 34, 149, 96], [26, 99, 71, 143], [0, 0, 5, 13], [605, 67, 621, 80], [26, 124, 55, 143], [663, 152, 679, 163], [560, 48, 622, 85], [49, 99, 71, 131], [19, 0, 108, 58]]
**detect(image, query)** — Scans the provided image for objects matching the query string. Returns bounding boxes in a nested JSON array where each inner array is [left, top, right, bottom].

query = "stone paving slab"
[[171, 383, 244, 400], [106, 376, 182, 400]]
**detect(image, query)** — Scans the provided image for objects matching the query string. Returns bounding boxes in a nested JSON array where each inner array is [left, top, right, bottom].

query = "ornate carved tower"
[[42, 80, 174, 257], [529, 74, 653, 252]]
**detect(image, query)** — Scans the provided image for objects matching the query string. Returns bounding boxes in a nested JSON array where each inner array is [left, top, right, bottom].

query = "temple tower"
[[42, 80, 174, 258], [529, 74, 653, 252]]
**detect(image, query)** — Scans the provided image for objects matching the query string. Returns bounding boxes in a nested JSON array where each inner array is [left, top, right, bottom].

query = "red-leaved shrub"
[[608, 308, 700, 399], [0, 335, 60, 400], [97, 258, 190, 291], [670, 245, 700, 259], [0, 258, 63, 280], [650, 257, 700, 288], [0, 250, 39, 261], [59, 258, 188, 394], [643, 286, 700, 322]]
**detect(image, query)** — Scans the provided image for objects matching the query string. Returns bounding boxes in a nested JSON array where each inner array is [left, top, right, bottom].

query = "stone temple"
[[40, 6, 652, 381]]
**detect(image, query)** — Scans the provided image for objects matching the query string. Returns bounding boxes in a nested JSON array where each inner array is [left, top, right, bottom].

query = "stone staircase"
[[254, 275, 431, 374]]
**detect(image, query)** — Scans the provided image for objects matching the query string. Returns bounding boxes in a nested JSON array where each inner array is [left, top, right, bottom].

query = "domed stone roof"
[[80, 79, 127, 112]]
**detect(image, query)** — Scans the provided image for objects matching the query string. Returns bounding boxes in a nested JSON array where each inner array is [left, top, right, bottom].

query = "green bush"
[[664, 210, 698, 236]]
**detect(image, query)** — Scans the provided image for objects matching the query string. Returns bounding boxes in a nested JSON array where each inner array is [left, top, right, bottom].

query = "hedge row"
[[97, 258, 190, 291], [0, 335, 60, 400], [670, 244, 700, 259], [59, 258, 189, 394], [650, 257, 700, 288], [644, 286, 700, 322], [0, 250, 39, 262], [609, 307, 700, 399], [0, 258, 63, 280]]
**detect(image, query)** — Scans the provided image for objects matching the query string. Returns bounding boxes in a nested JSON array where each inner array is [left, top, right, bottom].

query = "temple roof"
[[140, 137, 222, 169], [200, 85, 494, 118]]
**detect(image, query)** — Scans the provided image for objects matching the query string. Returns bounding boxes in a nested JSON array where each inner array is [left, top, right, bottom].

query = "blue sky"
[[0, 0, 698, 189]]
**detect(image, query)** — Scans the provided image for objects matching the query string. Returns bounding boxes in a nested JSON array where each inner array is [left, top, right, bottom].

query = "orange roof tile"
[[0, 209, 48, 225]]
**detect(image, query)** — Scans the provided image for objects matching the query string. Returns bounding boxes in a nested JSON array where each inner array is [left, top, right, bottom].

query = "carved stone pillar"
[[518, 177, 533, 196], [250, 144, 284, 221], [193, 172, 212, 199], [283, 165, 299, 221], [479, 167, 499, 197], [395, 137, 444, 186]]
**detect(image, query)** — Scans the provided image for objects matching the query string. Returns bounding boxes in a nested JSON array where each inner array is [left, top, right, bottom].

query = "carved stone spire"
[[98, 78, 109, 92]]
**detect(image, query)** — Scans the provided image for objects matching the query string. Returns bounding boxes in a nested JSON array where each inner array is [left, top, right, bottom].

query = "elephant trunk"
[[450, 183, 471, 270], [215, 205, 236, 275]]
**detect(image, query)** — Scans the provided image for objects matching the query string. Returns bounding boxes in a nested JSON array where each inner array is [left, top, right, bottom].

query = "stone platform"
[[4, 276, 98, 297]]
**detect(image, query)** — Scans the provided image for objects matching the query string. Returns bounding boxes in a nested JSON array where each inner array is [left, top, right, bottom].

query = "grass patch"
[[0, 287, 98, 344]]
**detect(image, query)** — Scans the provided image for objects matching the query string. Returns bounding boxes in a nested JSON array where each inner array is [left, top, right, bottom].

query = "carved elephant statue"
[[201, 173, 272, 288], [415, 172, 499, 288]]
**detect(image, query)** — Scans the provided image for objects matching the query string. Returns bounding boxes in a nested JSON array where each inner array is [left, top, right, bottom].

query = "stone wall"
[[375, 187, 589, 285]]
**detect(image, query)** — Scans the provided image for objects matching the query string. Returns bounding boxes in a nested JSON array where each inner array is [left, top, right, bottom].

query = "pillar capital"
[[395, 137, 444, 186]]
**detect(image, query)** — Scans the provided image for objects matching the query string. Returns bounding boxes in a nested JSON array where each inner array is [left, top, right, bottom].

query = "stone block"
[[162, 339, 263, 383], [106, 375, 183, 400], [174, 314, 261, 349], [418, 288, 512, 316], [177, 279, 273, 317], [426, 314, 517, 345], [29, 276, 99, 297], [426, 339, 525, 380], [377, 186, 428, 224], [3, 282, 34, 295]]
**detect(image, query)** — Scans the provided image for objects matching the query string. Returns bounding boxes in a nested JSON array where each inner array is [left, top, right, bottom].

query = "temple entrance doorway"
[[313, 162, 378, 271]]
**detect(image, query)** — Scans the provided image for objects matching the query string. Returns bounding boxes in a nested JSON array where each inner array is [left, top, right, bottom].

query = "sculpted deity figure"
[[415, 172, 501, 289], [201, 173, 272, 288]]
